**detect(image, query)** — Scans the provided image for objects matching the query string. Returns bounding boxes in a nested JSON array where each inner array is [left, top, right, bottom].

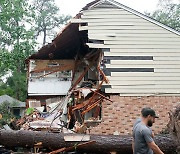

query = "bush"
[[0, 101, 15, 127]]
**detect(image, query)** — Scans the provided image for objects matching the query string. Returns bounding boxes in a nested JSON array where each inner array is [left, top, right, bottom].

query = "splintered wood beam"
[[72, 55, 80, 82], [84, 77, 105, 109], [97, 66, 109, 84], [31, 65, 64, 73], [82, 65, 109, 109], [94, 105, 101, 118], [81, 99, 102, 115], [72, 99, 90, 111], [69, 66, 89, 92], [49, 141, 96, 154], [49, 147, 66, 154], [90, 89, 113, 103]]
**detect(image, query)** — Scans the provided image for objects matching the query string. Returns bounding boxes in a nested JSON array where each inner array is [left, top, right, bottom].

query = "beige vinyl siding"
[[105, 88, 180, 94], [108, 76, 180, 81], [104, 52, 180, 57], [105, 64, 180, 69], [87, 43, 180, 49], [88, 34, 180, 41], [80, 7, 180, 96], [110, 60, 180, 65], [80, 26, 166, 30], [104, 40, 180, 45]]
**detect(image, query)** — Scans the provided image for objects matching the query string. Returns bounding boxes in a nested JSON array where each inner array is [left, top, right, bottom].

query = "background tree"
[[0, 0, 71, 101], [31, 0, 71, 46], [0, 101, 14, 127], [148, 0, 180, 31], [0, 0, 35, 101]]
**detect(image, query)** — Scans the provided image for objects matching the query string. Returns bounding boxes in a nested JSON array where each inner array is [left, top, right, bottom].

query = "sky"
[[55, 0, 161, 16]]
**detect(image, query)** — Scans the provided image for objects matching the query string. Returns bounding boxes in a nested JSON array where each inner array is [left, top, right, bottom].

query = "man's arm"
[[148, 141, 164, 154]]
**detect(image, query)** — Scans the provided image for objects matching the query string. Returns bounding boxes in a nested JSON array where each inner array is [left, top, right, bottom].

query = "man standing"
[[132, 108, 164, 154]]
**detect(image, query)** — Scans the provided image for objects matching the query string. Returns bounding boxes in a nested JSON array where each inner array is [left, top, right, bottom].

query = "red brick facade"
[[88, 96, 180, 135]]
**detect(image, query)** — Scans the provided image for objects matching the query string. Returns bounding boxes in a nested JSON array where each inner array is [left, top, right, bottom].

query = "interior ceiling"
[[28, 23, 89, 60]]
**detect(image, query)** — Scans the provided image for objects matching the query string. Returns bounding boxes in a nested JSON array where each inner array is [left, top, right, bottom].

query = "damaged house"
[[26, 0, 180, 135]]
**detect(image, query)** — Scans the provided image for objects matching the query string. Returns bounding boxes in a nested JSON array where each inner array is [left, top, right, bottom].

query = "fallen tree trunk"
[[0, 130, 178, 154], [168, 103, 180, 153]]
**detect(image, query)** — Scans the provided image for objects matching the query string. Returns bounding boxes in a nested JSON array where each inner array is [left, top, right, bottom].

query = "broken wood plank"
[[97, 66, 109, 84], [69, 66, 90, 91], [94, 105, 101, 118], [49, 147, 66, 154], [84, 77, 105, 109], [64, 135, 90, 141], [81, 99, 102, 115], [72, 101, 87, 111], [90, 89, 113, 102], [32, 60, 75, 72], [31, 65, 64, 73], [49, 141, 95, 154], [36, 65, 72, 78]]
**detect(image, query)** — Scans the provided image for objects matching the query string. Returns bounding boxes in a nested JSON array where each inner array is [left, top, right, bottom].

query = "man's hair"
[[141, 107, 151, 116], [141, 107, 159, 118]]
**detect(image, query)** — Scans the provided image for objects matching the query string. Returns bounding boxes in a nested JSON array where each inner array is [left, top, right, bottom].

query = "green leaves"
[[150, 0, 180, 32], [0, 101, 14, 127], [0, 0, 70, 101], [0, 0, 35, 100], [31, 0, 71, 45]]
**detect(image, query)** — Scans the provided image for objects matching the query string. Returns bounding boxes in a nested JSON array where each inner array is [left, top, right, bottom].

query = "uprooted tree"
[[0, 130, 178, 154], [167, 103, 180, 153]]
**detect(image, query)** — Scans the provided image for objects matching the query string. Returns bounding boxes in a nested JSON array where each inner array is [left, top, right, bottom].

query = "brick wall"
[[88, 96, 180, 135]]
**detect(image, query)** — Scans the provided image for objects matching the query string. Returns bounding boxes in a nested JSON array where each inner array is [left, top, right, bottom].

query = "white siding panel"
[[105, 88, 180, 94], [86, 43, 110, 48], [111, 85, 180, 89], [154, 57, 180, 61], [107, 76, 180, 81], [106, 64, 180, 69], [111, 72, 180, 77], [103, 80, 180, 85], [28, 80, 71, 95], [88, 22, 153, 26], [104, 40, 180, 45], [88, 31, 178, 39], [155, 69, 180, 73], [110, 49, 180, 52], [81, 25, 164, 30], [81, 14, 141, 19], [104, 52, 180, 57], [87, 43, 180, 49], [87, 29, 172, 34], [83, 9, 131, 15], [110, 60, 180, 65], [119, 94, 180, 96], [70, 18, 87, 23], [83, 8, 125, 13], [88, 34, 180, 41], [88, 32, 179, 37], [82, 18, 150, 22]]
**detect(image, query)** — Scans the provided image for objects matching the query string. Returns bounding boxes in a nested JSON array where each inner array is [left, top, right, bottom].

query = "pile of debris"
[[10, 51, 113, 135], [14, 86, 112, 134]]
